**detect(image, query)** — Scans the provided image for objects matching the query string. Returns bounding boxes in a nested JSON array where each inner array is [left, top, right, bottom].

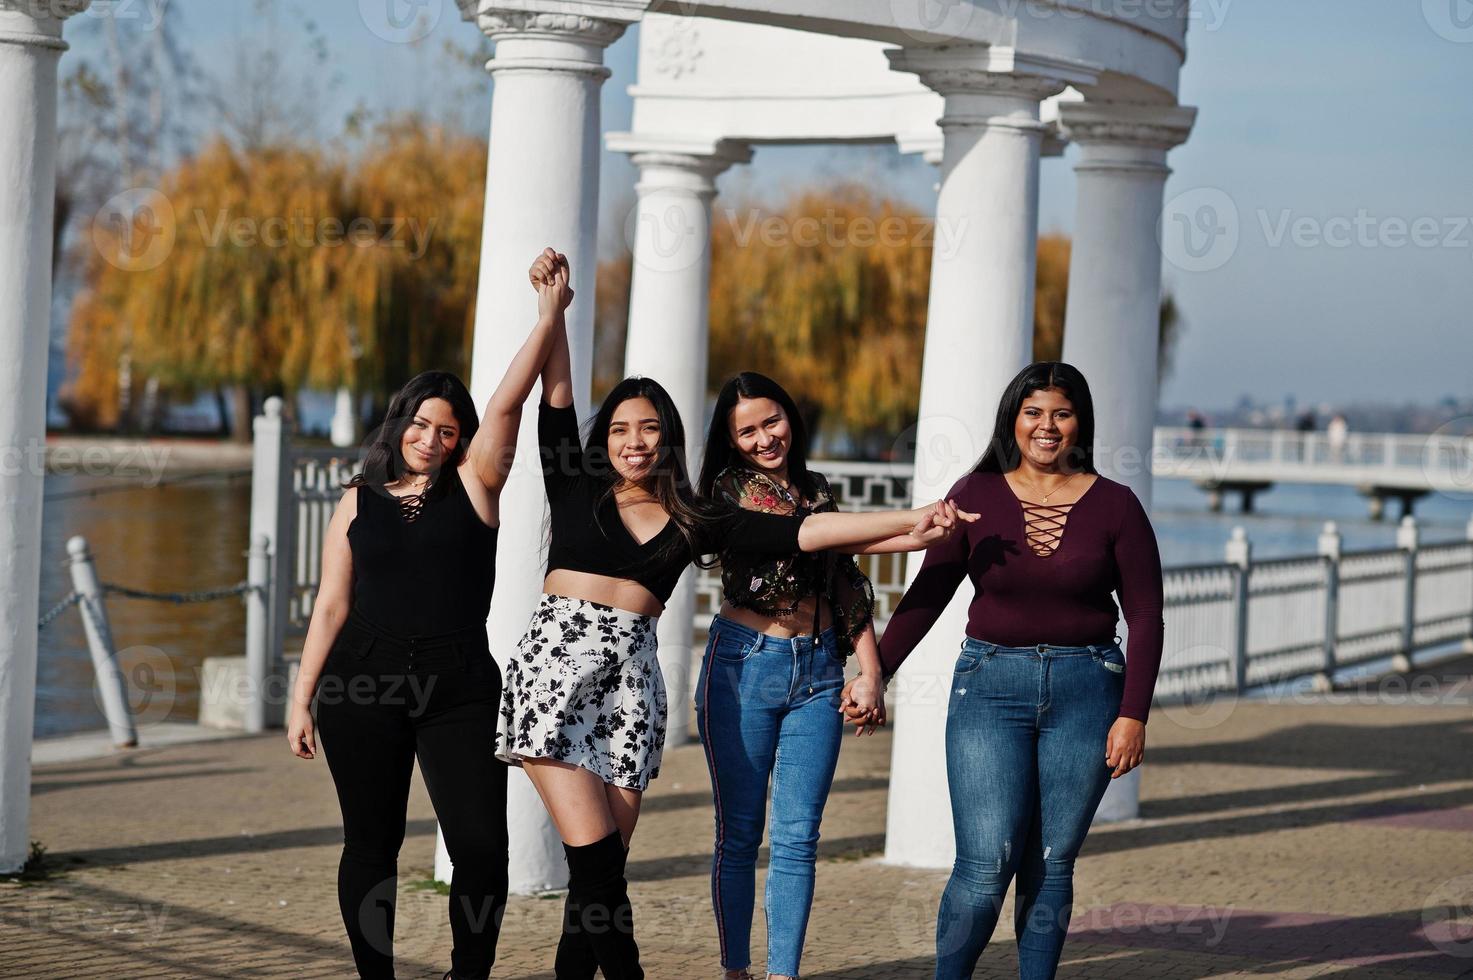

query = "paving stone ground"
[[6, 656, 1473, 979]]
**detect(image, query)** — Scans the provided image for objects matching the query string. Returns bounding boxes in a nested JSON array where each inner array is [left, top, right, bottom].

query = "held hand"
[[839, 675, 886, 736], [1104, 717, 1145, 778], [529, 247, 573, 316], [909, 499, 980, 546], [287, 702, 316, 760]]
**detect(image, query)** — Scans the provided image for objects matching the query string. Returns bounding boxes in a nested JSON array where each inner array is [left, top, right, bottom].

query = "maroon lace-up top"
[[878, 471, 1165, 722]]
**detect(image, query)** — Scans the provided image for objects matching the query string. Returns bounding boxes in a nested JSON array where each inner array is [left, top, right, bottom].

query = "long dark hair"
[[347, 370, 479, 500], [698, 372, 817, 500], [972, 362, 1097, 475], [584, 376, 716, 566]]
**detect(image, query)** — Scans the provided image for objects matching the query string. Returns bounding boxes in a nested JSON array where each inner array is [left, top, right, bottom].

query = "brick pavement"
[[5, 666, 1473, 979]]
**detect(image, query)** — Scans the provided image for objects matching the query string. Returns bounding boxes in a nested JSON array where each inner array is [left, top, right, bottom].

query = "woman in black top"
[[505, 251, 969, 980], [287, 254, 574, 980]]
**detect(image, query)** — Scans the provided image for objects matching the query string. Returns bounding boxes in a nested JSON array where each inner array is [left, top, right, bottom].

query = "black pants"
[[316, 615, 509, 980]]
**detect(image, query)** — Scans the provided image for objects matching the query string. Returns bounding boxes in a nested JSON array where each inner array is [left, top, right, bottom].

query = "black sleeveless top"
[[539, 401, 804, 605], [347, 471, 498, 634]]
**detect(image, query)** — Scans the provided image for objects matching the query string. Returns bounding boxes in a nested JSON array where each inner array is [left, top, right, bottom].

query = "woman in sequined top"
[[693, 371, 975, 980]]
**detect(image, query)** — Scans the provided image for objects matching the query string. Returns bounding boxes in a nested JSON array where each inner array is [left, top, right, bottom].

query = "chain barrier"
[[100, 581, 260, 604], [37, 592, 83, 632], [37, 581, 260, 632]]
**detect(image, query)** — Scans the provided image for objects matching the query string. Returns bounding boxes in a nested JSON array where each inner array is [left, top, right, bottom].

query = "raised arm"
[[464, 249, 573, 502], [531, 248, 574, 410]]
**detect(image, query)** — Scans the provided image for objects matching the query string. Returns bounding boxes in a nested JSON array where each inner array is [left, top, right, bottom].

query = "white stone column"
[[606, 135, 750, 747], [1058, 102, 1195, 821], [0, 0, 89, 874], [881, 49, 1094, 868], [453, 3, 628, 895]]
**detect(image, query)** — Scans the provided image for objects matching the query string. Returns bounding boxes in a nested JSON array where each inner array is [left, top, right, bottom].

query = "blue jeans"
[[935, 638, 1125, 980], [695, 615, 846, 977]]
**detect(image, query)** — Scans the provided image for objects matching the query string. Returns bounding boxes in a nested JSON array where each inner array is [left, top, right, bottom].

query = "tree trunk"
[[230, 385, 253, 443]]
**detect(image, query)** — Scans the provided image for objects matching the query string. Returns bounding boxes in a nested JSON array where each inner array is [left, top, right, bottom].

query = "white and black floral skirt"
[[496, 593, 666, 791]]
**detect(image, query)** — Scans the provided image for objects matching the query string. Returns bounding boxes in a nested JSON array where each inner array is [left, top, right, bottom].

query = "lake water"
[[32, 474, 1473, 738]]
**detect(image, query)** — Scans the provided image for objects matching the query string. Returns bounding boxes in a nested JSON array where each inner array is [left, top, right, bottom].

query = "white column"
[[881, 49, 1093, 869], [1058, 102, 1195, 820], [607, 135, 750, 748], [453, 3, 628, 895], [0, 0, 89, 873]]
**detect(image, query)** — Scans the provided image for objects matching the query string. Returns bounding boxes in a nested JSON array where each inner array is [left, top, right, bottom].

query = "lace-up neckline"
[[1018, 500, 1075, 557], [395, 487, 429, 524]]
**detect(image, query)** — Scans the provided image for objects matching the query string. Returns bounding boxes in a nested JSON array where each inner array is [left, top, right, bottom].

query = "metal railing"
[[261, 415, 1473, 702]]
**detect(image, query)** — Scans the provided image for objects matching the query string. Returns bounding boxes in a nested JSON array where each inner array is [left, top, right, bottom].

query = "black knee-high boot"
[[554, 889, 599, 980], [562, 832, 643, 980]]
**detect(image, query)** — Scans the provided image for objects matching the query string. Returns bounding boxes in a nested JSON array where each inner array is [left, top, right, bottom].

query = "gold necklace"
[[1016, 469, 1079, 504]]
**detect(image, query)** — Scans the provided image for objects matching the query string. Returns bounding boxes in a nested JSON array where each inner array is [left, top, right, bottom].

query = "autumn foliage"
[[63, 120, 486, 430]]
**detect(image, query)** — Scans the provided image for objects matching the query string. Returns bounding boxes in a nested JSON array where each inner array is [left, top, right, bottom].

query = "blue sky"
[[63, 0, 1473, 412]]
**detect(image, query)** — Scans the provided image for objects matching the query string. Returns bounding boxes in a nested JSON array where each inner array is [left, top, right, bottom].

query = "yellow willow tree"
[[63, 121, 487, 436], [707, 187, 933, 452]]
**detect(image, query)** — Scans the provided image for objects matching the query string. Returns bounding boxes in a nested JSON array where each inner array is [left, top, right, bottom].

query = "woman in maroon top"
[[869, 362, 1164, 980]]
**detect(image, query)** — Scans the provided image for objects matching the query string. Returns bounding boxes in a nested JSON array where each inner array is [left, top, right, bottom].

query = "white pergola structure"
[[455, 1, 1195, 888], [0, 0, 1195, 886]]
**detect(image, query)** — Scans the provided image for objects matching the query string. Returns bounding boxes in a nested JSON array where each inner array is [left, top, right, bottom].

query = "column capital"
[[0, 0, 91, 49], [457, 2, 628, 77], [1057, 101, 1197, 150], [1058, 102, 1196, 176], [606, 133, 752, 194], [887, 46, 1097, 134], [887, 46, 1096, 100]]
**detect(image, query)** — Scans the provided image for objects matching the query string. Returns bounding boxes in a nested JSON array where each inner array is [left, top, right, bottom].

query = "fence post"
[[1466, 515, 1473, 654], [249, 396, 290, 729], [66, 536, 137, 748], [1394, 515, 1418, 672], [1315, 522, 1342, 692], [1225, 526, 1252, 694], [244, 533, 272, 734]]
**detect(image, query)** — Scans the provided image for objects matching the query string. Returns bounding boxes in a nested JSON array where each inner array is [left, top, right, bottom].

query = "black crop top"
[[539, 400, 806, 605]]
